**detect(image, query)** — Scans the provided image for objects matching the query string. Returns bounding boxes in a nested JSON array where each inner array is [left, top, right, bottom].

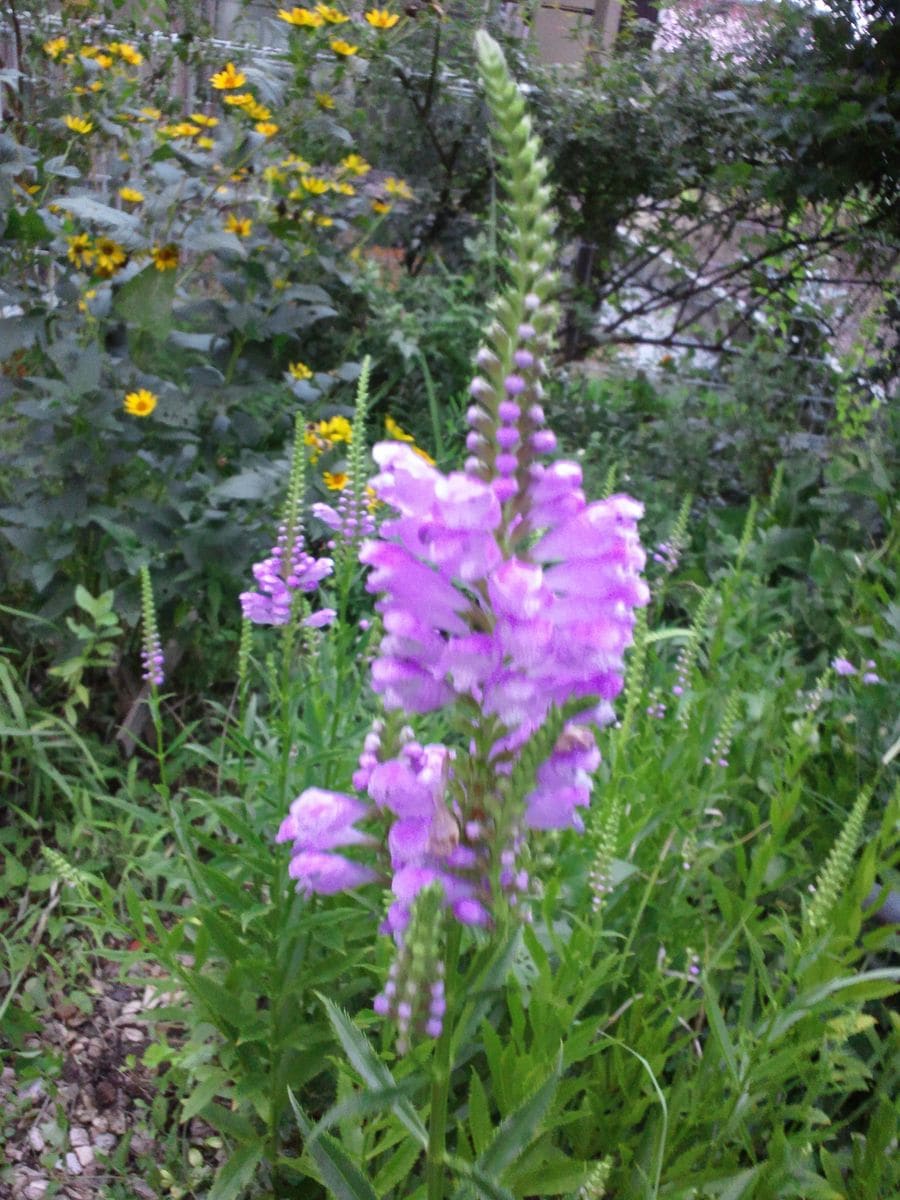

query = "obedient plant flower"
[[240, 413, 335, 628], [277, 33, 649, 1046], [139, 565, 165, 687]]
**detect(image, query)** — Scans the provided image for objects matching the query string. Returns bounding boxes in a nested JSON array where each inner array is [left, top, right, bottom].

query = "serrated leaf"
[[479, 1050, 561, 1176], [318, 994, 428, 1147], [289, 1091, 379, 1200]]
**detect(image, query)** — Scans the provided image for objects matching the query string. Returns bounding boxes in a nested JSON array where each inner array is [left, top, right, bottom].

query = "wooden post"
[[591, 0, 622, 57]]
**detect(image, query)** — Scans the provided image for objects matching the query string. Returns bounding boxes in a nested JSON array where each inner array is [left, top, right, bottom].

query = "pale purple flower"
[[141, 634, 165, 687], [831, 656, 857, 677], [240, 522, 334, 627], [277, 788, 378, 897]]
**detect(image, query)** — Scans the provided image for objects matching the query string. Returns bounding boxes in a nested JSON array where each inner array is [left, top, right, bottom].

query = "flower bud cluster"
[[311, 358, 376, 560], [139, 565, 165, 687], [703, 693, 739, 769], [373, 886, 446, 1054]]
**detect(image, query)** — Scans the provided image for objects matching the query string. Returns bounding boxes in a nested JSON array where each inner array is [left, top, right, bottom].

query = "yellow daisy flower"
[[281, 153, 312, 172], [365, 8, 400, 27], [66, 233, 94, 268], [94, 53, 114, 69], [94, 237, 127, 277], [384, 175, 413, 199], [278, 6, 325, 26], [223, 92, 256, 108], [317, 3, 350, 21], [383, 417, 433, 462], [255, 121, 279, 137], [123, 388, 158, 417], [151, 243, 179, 271], [323, 471, 349, 491], [224, 214, 253, 237], [119, 186, 144, 203], [77, 287, 98, 314], [329, 39, 358, 55], [340, 152, 371, 176], [107, 41, 143, 66], [331, 181, 356, 196], [318, 416, 353, 443], [191, 113, 219, 127], [64, 115, 94, 135], [300, 175, 329, 195], [385, 415, 414, 442], [315, 92, 336, 110], [289, 361, 313, 380], [160, 122, 200, 138], [196, 136, 215, 150], [43, 36, 68, 59], [210, 62, 246, 89], [138, 106, 162, 121], [371, 198, 392, 214]]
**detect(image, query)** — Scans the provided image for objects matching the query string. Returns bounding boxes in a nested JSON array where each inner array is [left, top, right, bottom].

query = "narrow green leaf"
[[289, 1090, 379, 1200], [318, 994, 428, 1147], [448, 1155, 516, 1200], [307, 1083, 420, 1143], [702, 976, 741, 1086], [181, 1071, 232, 1122]]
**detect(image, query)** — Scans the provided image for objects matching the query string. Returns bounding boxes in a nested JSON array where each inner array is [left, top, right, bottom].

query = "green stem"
[[426, 920, 462, 1200]]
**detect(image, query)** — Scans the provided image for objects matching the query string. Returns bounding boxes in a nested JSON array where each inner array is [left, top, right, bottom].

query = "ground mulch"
[[1, 948, 189, 1200]]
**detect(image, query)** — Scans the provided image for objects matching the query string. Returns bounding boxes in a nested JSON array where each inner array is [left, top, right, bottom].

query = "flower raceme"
[[275, 33, 649, 1045]]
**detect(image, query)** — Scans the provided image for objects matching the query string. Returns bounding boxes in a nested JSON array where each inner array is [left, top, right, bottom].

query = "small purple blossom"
[[141, 636, 165, 687], [831, 656, 857, 677], [240, 523, 334, 627]]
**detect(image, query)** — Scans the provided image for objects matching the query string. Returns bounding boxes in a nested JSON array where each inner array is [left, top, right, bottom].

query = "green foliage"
[[1, 15, 897, 1200]]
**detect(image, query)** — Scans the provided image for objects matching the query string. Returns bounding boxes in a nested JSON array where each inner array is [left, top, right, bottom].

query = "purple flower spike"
[[504, 374, 526, 396]]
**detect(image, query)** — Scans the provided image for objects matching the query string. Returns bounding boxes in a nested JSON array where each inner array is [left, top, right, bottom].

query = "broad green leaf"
[[113, 265, 176, 339], [3, 207, 52, 244], [54, 195, 140, 234], [289, 1091, 379, 1200]]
